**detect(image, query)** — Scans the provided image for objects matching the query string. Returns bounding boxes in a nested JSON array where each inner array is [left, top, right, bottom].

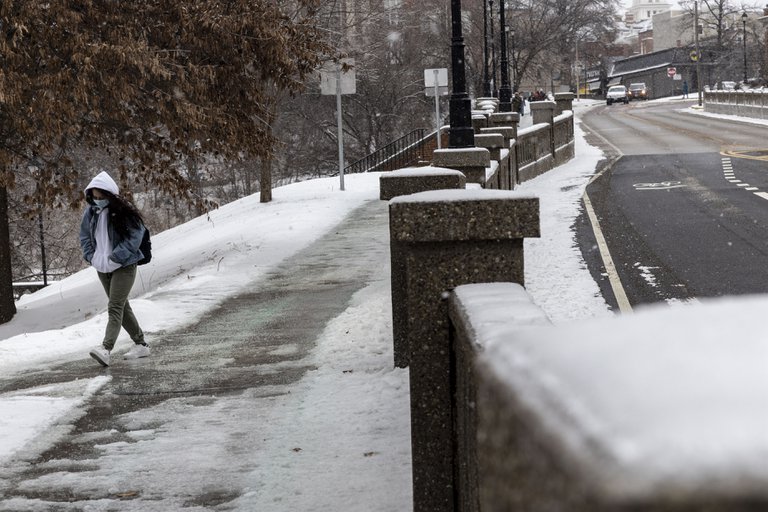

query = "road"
[[579, 99, 768, 310]]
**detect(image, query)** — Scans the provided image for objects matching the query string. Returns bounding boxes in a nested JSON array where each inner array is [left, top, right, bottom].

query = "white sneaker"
[[89, 346, 111, 367], [124, 344, 150, 360]]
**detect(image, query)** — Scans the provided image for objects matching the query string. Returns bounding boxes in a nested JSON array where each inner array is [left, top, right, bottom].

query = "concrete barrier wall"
[[704, 90, 768, 120]]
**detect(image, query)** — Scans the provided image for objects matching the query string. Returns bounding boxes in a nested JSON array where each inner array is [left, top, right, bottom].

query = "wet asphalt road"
[[0, 198, 390, 508], [579, 100, 768, 308]]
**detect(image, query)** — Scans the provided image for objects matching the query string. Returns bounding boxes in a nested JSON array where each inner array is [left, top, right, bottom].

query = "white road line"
[[755, 192, 768, 201], [728, 179, 742, 183], [747, 187, 760, 191], [583, 191, 633, 314], [738, 183, 751, 187]]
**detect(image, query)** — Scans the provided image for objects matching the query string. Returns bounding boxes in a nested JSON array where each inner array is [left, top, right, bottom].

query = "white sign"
[[424, 68, 448, 88], [320, 58, 356, 95], [425, 86, 450, 97], [667, 67, 677, 78]]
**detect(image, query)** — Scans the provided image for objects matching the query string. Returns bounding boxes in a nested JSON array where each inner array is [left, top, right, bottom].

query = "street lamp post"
[[489, 0, 497, 97], [448, 0, 475, 148], [742, 11, 748, 84], [497, 0, 512, 111], [510, 28, 516, 92], [483, 0, 491, 97]]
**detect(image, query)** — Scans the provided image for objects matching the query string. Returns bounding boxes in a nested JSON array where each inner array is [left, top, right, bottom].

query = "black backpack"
[[138, 226, 152, 265]]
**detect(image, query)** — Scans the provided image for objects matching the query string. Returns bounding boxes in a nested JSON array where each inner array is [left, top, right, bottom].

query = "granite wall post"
[[389, 190, 540, 512], [432, 148, 491, 186], [554, 92, 575, 115]]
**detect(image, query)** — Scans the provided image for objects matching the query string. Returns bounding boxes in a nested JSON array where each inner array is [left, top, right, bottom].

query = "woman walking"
[[79, 171, 150, 367]]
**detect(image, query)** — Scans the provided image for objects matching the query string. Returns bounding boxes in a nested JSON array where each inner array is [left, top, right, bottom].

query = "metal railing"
[[344, 128, 429, 175]]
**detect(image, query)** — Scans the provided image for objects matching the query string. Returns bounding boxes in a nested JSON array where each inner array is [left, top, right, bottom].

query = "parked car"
[[720, 81, 737, 91], [627, 82, 648, 100], [606, 85, 629, 105]]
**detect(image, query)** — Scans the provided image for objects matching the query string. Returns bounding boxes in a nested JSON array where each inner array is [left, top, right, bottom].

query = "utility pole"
[[695, 1, 702, 107]]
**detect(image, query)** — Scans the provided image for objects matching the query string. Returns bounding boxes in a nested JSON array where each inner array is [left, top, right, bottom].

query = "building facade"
[[626, 0, 673, 23]]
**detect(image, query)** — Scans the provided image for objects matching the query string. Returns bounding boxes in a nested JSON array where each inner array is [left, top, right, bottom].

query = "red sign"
[[667, 67, 677, 77]]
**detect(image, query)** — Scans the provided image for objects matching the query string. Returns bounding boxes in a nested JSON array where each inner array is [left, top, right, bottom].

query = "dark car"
[[628, 82, 648, 100]]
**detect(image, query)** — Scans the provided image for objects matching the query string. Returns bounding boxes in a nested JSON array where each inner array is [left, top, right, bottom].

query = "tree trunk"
[[0, 186, 17, 323], [259, 156, 273, 203]]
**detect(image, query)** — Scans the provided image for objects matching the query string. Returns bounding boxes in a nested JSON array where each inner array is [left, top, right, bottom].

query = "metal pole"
[[37, 205, 47, 287], [489, 0, 497, 97], [434, 70, 442, 149], [695, 1, 702, 107], [448, 0, 475, 147], [742, 13, 748, 83], [510, 30, 516, 92], [575, 40, 580, 101], [498, 0, 512, 111], [336, 65, 345, 191], [482, 1, 491, 97]]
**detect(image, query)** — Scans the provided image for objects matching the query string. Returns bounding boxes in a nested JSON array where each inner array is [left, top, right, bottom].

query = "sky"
[[1, 100, 766, 509]]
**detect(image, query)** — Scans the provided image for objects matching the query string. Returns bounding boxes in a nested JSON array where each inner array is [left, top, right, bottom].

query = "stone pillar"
[[474, 133, 508, 190], [389, 190, 540, 512], [379, 167, 466, 201], [530, 100, 556, 126], [554, 92, 575, 115], [432, 147, 491, 186], [531, 100, 556, 158], [471, 113, 489, 134], [475, 97, 498, 112], [488, 111, 519, 129], [473, 133, 504, 161]]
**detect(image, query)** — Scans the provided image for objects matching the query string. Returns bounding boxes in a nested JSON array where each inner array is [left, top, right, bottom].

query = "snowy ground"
[[2, 97, 754, 510]]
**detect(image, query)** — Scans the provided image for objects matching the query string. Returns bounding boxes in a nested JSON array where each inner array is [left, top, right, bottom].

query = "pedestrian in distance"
[[79, 171, 150, 367], [682, 80, 689, 99], [512, 92, 523, 117]]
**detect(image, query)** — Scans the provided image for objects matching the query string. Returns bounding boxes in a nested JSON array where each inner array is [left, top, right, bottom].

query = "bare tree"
[[481, 0, 622, 92]]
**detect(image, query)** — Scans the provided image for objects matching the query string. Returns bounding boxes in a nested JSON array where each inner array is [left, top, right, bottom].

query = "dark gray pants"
[[97, 264, 145, 351]]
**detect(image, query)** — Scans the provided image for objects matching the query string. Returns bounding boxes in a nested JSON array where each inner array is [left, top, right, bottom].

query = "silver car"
[[606, 85, 629, 105]]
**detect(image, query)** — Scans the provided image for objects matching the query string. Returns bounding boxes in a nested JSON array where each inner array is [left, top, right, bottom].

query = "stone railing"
[[704, 90, 768, 119], [383, 91, 766, 512], [380, 93, 577, 511], [448, 283, 768, 511], [427, 93, 575, 191]]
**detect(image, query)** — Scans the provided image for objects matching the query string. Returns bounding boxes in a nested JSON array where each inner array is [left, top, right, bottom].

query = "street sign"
[[320, 58, 356, 95], [690, 50, 699, 62], [424, 68, 449, 149], [320, 58, 356, 192], [667, 67, 677, 77], [424, 68, 448, 87]]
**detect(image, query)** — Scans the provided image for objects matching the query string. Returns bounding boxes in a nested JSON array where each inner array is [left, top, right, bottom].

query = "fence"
[[343, 128, 430, 175]]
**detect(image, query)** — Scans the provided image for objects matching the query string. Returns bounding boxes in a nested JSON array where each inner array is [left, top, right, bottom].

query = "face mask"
[[93, 199, 109, 209]]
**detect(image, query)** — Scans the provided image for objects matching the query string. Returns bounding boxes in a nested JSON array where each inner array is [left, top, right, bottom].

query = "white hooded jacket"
[[79, 171, 146, 272], [85, 171, 120, 196]]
